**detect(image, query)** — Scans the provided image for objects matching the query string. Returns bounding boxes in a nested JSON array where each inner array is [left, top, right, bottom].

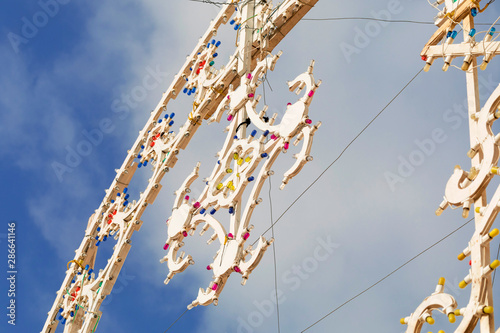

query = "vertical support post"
[[234, 0, 255, 236], [237, 1, 256, 76], [463, 14, 495, 333]]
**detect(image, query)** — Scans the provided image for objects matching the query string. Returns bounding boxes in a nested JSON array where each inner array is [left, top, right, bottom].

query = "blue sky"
[[1, 0, 500, 332]]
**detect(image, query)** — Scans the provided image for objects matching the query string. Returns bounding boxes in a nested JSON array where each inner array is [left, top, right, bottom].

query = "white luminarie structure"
[[402, 1, 500, 332], [162, 55, 321, 308], [41, 1, 320, 332]]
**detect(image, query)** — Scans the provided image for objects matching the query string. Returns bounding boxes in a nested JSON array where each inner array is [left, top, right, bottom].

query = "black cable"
[[253, 67, 423, 246], [303, 17, 434, 24], [492, 240, 500, 286], [236, 118, 251, 133], [302, 17, 500, 26], [163, 309, 188, 333], [268, 177, 281, 333], [300, 218, 474, 332], [188, 0, 229, 6]]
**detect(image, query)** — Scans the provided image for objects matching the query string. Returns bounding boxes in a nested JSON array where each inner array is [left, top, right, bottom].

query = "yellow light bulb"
[[459, 280, 468, 289], [462, 208, 469, 218], [490, 260, 500, 270], [457, 253, 466, 261], [483, 306, 494, 314], [436, 207, 444, 216], [426, 316, 435, 325], [480, 61, 488, 70], [462, 61, 471, 71], [489, 228, 499, 238], [454, 309, 461, 316], [448, 312, 456, 323], [442, 63, 450, 72], [467, 167, 479, 180], [400, 318, 406, 325], [438, 277, 445, 286], [424, 63, 431, 72], [216, 183, 223, 190]]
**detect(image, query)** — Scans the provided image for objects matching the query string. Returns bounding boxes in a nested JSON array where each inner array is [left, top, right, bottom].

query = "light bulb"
[[467, 167, 479, 180], [483, 306, 494, 314]]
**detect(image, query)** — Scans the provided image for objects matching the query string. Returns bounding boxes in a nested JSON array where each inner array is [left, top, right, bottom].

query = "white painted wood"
[[162, 52, 321, 309], [41, 1, 319, 332], [405, 10, 500, 333]]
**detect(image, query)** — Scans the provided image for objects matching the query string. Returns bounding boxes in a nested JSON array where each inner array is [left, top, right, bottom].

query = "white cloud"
[[10, 0, 500, 331]]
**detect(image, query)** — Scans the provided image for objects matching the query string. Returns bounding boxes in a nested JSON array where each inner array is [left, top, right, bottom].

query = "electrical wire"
[[163, 309, 189, 333], [253, 67, 424, 246], [493, 240, 500, 286], [268, 177, 281, 333], [303, 17, 434, 24], [176, 3, 498, 332], [300, 218, 474, 332], [302, 17, 500, 26]]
